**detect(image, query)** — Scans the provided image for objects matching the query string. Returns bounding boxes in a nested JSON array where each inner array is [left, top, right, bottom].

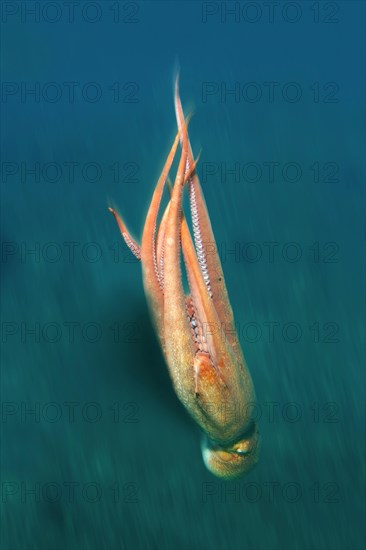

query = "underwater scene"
[[1, 1, 365, 549]]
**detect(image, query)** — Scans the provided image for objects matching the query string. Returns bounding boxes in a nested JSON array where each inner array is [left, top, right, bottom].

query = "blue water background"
[[1, 2, 365, 549]]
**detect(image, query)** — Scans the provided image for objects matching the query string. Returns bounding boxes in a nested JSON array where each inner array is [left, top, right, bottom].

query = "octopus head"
[[201, 421, 260, 479]]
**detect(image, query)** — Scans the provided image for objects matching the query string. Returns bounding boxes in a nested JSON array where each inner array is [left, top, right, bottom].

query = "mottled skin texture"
[[109, 76, 260, 479]]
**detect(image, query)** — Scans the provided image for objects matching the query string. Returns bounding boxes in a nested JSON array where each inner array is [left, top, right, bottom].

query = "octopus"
[[109, 75, 260, 479]]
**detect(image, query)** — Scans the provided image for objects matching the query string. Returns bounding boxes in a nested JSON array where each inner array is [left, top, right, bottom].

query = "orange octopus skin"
[[109, 75, 260, 479]]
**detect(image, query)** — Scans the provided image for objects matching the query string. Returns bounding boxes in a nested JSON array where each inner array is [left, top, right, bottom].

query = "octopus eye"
[[234, 442, 251, 456], [231, 422, 257, 455]]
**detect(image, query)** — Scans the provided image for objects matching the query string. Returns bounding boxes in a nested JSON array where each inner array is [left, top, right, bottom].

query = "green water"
[[1, 2, 365, 549]]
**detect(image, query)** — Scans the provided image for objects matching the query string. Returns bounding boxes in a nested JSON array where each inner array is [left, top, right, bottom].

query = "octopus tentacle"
[[174, 74, 241, 355], [163, 116, 197, 396], [140, 126, 185, 348], [108, 207, 141, 260]]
